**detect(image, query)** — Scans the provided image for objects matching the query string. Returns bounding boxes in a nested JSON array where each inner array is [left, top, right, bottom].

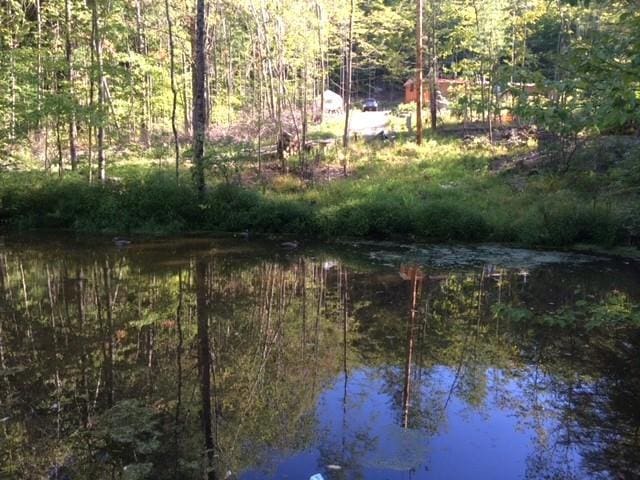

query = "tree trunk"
[[88, 48, 94, 183], [315, 1, 325, 124], [429, 0, 437, 130], [181, 51, 191, 135], [91, 0, 106, 182], [56, 119, 64, 177], [416, 0, 424, 144], [472, 2, 486, 123], [165, 0, 180, 181], [342, 0, 354, 153], [301, 61, 308, 174], [64, 0, 78, 170], [193, 0, 208, 196], [8, 22, 16, 142], [44, 123, 50, 172], [36, 0, 43, 150], [257, 45, 263, 179], [252, 2, 276, 119], [276, 16, 286, 172], [135, 0, 150, 146], [222, 14, 233, 125], [196, 260, 216, 480], [402, 270, 420, 428]]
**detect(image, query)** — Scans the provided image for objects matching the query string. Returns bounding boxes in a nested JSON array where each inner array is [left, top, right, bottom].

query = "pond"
[[0, 235, 639, 480]]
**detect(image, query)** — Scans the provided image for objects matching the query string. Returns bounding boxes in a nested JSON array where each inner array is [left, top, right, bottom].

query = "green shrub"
[[536, 203, 621, 246], [253, 198, 316, 235], [416, 200, 490, 241], [203, 183, 261, 231], [319, 203, 372, 237], [0, 133, 634, 248]]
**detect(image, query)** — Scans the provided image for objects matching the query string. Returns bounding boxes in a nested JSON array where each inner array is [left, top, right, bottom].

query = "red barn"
[[507, 82, 539, 95], [403, 78, 466, 103]]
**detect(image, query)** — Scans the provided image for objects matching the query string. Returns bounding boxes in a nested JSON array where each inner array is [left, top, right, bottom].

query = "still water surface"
[[0, 236, 639, 480]]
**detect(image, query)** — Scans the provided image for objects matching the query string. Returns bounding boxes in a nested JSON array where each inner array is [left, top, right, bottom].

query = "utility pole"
[[416, 0, 424, 145]]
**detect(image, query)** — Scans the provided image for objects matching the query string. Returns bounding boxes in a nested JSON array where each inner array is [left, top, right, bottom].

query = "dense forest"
[[0, 0, 639, 244]]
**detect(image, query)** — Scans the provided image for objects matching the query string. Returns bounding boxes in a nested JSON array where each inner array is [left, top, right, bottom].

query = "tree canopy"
[[0, 0, 637, 177]]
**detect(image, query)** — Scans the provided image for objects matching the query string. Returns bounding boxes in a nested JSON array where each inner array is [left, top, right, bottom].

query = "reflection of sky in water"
[[241, 367, 589, 480]]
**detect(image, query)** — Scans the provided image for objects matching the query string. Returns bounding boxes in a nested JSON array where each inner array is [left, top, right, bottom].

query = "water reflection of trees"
[[0, 247, 362, 479], [356, 264, 640, 479], [0, 244, 638, 479]]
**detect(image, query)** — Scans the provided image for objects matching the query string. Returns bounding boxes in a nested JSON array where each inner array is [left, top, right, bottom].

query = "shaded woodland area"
[[1, 0, 638, 173]]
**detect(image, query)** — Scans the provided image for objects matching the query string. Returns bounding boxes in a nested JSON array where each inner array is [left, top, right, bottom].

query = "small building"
[[506, 82, 540, 96], [403, 78, 466, 104]]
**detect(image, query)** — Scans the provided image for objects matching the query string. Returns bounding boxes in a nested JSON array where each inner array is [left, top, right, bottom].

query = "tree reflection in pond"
[[0, 237, 638, 479]]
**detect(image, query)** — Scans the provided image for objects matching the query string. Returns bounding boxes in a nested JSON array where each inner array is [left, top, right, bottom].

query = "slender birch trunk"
[[65, 0, 78, 170], [91, 0, 106, 182], [165, 0, 180, 180]]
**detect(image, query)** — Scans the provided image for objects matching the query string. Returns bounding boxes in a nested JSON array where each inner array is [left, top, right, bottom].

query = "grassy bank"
[[1, 132, 638, 248]]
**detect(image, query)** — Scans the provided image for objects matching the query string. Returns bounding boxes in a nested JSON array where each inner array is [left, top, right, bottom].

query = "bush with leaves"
[[73, 400, 162, 480]]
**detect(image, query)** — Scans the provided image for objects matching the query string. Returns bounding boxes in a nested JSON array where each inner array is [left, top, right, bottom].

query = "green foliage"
[[1, 130, 637, 247], [123, 463, 154, 480], [491, 303, 534, 323], [588, 291, 640, 328], [0, 172, 200, 233], [510, 200, 622, 246], [203, 142, 253, 185], [540, 291, 640, 330], [94, 400, 160, 457], [390, 103, 416, 117], [66, 400, 163, 479], [493, 291, 640, 330], [516, 3, 640, 159], [416, 200, 489, 241]]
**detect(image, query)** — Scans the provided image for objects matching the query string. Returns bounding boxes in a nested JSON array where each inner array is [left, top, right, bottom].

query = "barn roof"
[[404, 78, 466, 87]]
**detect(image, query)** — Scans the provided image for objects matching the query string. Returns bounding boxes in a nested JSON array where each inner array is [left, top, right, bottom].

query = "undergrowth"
[[0, 134, 637, 248]]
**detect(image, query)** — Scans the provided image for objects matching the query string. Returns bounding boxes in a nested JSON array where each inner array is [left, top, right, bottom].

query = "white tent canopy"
[[317, 89, 343, 113]]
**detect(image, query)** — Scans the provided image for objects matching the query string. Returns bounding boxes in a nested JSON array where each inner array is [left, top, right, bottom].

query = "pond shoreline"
[[2, 229, 638, 265]]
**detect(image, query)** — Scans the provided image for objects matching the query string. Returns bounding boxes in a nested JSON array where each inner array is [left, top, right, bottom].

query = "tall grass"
[[0, 135, 636, 247]]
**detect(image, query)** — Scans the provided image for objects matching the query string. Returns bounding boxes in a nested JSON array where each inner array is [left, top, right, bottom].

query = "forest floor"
[[1, 111, 639, 250]]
